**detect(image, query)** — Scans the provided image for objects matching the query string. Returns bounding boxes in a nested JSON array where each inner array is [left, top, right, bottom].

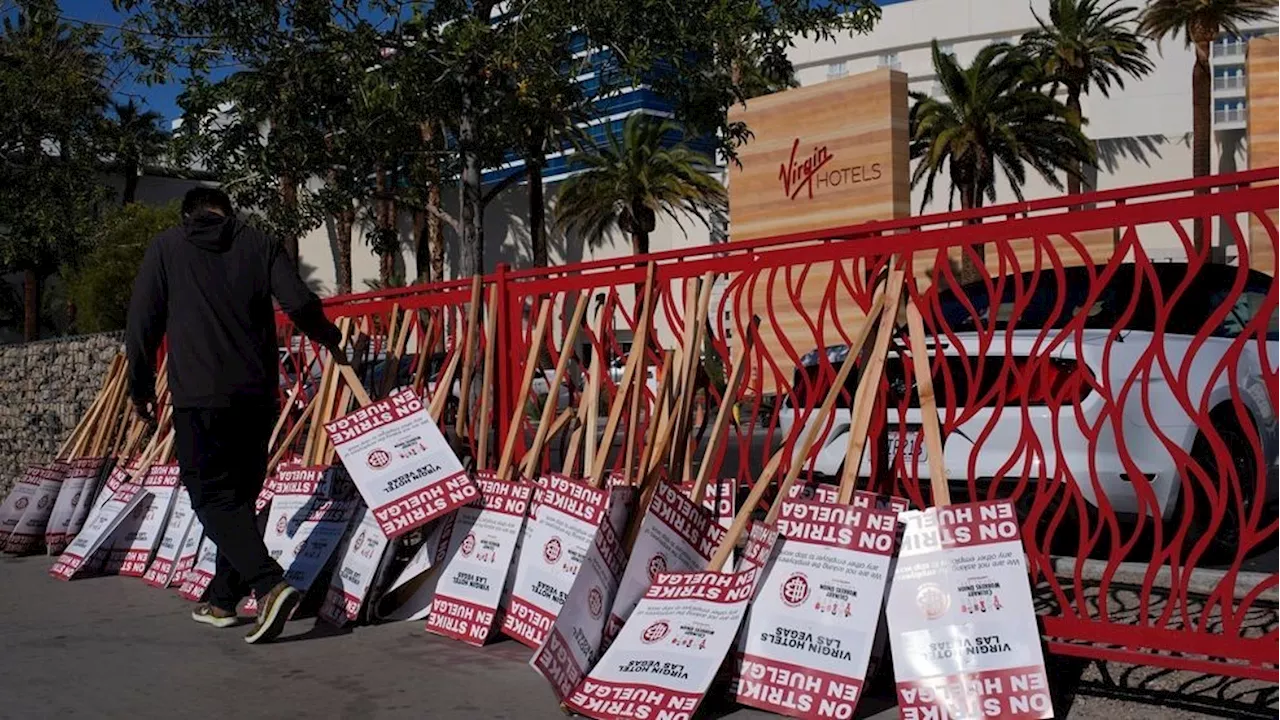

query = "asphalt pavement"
[[0, 556, 1273, 719]]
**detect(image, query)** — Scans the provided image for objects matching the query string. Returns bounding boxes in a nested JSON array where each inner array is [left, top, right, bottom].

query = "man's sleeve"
[[268, 237, 342, 347], [125, 239, 168, 402]]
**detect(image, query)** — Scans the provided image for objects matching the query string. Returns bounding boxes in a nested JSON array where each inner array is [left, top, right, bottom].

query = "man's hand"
[[326, 341, 352, 366], [133, 397, 157, 425]]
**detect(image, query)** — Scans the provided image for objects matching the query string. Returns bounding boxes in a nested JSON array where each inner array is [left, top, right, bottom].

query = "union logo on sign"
[[71, 492, 81, 506], [276, 517, 287, 535], [588, 587, 604, 619], [14, 498, 27, 510], [647, 554, 667, 581], [37, 495, 50, 510], [641, 620, 670, 644], [917, 582, 950, 620], [781, 573, 810, 607], [542, 537, 562, 564], [354, 531, 366, 551], [366, 449, 392, 469], [461, 532, 476, 557]]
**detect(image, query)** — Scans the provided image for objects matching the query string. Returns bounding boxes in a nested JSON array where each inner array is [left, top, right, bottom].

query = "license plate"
[[887, 430, 926, 463]]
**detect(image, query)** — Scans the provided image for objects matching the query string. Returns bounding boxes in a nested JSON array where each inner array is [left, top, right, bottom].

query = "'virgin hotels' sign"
[[779, 139, 884, 201], [728, 68, 909, 241]]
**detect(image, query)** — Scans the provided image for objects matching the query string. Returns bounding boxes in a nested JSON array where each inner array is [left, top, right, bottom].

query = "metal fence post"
[[492, 263, 514, 462]]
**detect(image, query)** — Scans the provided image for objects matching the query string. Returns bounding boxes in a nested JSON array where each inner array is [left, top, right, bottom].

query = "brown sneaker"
[[244, 581, 300, 644], [192, 603, 239, 629]]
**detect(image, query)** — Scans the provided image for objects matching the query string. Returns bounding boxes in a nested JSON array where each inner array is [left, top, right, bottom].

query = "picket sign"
[[50, 481, 148, 581], [732, 498, 899, 719], [425, 472, 534, 645], [178, 535, 218, 601], [608, 482, 726, 641], [319, 503, 390, 627], [259, 485, 356, 596], [375, 513, 456, 621], [529, 485, 633, 701], [884, 299, 1053, 720], [325, 388, 477, 540], [143, 488, 196, 588], [46, 457, 106, 554], [64, 458, 111, 546], [680, 478, 736, 532], [3, 464, 67, 554], [89, 462, 133, 517], [112, 464, 182, 577], [563, 567, 762, 720], [170, 518, 203, 589], [502, 473, 611, 648]]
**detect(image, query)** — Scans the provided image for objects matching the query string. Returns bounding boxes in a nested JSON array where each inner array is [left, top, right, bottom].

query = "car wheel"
[[1176, 417, 1258, 562]]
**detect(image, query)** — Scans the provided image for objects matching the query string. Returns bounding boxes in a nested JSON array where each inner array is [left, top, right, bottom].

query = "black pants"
[[173, 405, 282, 612]]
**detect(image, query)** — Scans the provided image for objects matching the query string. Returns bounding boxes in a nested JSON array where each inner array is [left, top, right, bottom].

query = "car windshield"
[[937, 267, 1146, 333]]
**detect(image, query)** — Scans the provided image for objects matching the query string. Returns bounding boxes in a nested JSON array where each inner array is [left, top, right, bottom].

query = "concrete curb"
[[1050, 556, 1277, 603]]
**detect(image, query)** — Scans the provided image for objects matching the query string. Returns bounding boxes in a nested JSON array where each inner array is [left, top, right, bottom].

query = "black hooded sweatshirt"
[[125, 211, 342, 408]]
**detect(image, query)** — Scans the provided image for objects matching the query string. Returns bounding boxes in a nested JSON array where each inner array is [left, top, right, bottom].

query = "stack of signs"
[[178, 535, 218, 600], [170, 519, 204, 588], [609, 483, 727, 640], [113, 465, 182, 577], [143, 489, 197, 588], [887, 500, 1052, 720], [563, 568, 761, 720], [261, 474, 356, 597], [731, 499, 899, 719], [325, 388, 477, 539], [502, 474, 609, 648], [318, 504, 389, 627], [530, 491, 632, 701], [50, 482, 148, 581], [3, 465, 66, 554], [425, 472, 533, 644], [46, 458, 105, 554]]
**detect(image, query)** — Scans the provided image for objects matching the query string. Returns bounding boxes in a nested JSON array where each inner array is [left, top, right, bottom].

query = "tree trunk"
[[1191, 38, 1212, 251], [1066, 88, 1083, 196], [528, 157, 547, 267], [413, 209, 430, 282], [459, 89, 484, 277], [375, 167, 397, 286], [279, 175, 300, 261], [23, 268, 40, 341], [335, 206, 354, 295], [123, 158, 140, 206], [956, 186, 985, 286], [429, 180, 445, 283]]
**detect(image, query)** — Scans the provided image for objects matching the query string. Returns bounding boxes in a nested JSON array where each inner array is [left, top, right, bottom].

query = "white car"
[[776, 263, 1278, 557]]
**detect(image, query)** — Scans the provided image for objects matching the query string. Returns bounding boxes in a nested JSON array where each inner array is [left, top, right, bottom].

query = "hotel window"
[[877, 52, 900, 70], [827, 61, 848, 79], [938, 43, 955, 58]]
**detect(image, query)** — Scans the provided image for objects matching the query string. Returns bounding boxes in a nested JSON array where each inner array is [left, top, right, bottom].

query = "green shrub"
[[66, 202, 180, 333]]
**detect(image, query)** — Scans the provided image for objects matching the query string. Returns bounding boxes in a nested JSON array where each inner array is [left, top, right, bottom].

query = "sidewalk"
[[0, 556, 1272, 719]]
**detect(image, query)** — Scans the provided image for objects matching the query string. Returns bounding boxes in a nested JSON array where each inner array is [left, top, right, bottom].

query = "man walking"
[[126, 188, 345, 644]]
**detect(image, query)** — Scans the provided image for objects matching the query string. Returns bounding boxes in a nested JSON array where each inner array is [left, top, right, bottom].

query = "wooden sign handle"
[[591, 262, 658, 486], [520, 289, 589, 480], [689, 316, 759, 506], [474, 286, 500, 471], [668, 272, 716, 474], [837, 263, 906, 504], [267, 398, 317, 475], [496, 300, 553, 481], [454, 275, 485, 437], [906, 299, 951, 507]]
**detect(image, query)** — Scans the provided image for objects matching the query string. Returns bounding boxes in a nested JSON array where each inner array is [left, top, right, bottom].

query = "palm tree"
[[107, 100, 168, 206], [555, 114, 726, 259], [1021, 0, 1154, 194], [910, 41, 1095, 279]]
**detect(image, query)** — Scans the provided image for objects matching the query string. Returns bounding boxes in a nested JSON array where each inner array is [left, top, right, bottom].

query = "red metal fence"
[[280, 167, 1279, 681]]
